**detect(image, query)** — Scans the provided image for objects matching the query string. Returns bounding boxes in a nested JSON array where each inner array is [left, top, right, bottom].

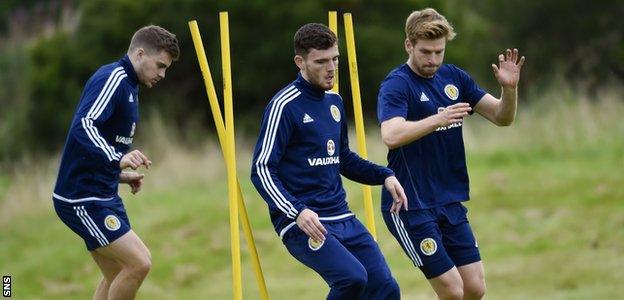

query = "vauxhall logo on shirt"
[[307, 139, 340, 166], [115, 122, 135, 145], [435, 107, 463, 132]]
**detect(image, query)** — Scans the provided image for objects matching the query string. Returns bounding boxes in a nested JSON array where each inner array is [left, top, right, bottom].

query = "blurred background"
[[1, 0, 623, 299]]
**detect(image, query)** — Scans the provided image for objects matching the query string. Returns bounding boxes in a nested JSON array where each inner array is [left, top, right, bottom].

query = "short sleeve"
[[454, 65, 486, 107], [377, 75, 410, 124]]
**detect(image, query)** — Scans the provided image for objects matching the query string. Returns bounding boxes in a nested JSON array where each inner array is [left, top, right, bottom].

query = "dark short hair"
[[128, 25, 180, 61], [293, 23, 337, 56]]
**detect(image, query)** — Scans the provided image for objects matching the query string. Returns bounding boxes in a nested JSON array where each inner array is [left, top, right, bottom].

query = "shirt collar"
[[120, 55, 139, 87], [295, 72, 325, 99]]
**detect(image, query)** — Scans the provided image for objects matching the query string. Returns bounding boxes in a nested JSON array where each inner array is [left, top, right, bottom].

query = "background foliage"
[[1, 0, 622, 162]]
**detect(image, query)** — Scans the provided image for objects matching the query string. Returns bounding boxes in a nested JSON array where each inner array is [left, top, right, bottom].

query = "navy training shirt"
[[53, 55, 139, 203], [251, 73, 394, 238], [377, 64, 486, 211]]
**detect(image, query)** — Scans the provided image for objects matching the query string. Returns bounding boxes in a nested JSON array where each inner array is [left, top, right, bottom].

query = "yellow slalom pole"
[[188, 20, 269, 300], [343, 13, 377, 240], [220, 12, 243, 300], [188, 21, 226, 140], [328, 11, 339, 93]]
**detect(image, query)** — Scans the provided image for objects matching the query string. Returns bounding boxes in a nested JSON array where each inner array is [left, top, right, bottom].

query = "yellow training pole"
[[328, 11, 339, 93], [188, 21, 226, 140], [220, 12, 243, 300], [344, 13, 377, 240], [188, 20, 269, 300]]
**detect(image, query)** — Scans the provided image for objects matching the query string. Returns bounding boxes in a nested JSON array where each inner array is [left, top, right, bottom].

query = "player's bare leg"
[[91, 251, 122, 300], [92, 230, 151, 300], [428, 266, 464, 300], [457, 261, 486, 300]]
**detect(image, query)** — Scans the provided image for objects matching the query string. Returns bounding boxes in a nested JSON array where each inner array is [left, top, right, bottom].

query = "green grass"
[[2, 89, 623, 299], [0, 174, 9, 200]]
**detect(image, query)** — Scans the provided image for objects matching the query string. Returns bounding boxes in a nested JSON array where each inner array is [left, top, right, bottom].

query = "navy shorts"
[[382, 202, 481, 279], [53, 196, 131, 251], [282, 217, 400, 300]]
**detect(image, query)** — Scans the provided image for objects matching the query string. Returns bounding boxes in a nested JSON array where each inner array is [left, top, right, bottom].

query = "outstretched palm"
[[492, 48, 525, 89]]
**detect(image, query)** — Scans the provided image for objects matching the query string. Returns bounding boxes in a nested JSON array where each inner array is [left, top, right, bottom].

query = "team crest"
[[330, 105, 341, 122], [308, 237, 325, 251], [130, 122, 136, 137], [327, 140, 335, 156], [420, 238, 437, 256], [104, 215, 121, 231], [444, 84, 459, 100]]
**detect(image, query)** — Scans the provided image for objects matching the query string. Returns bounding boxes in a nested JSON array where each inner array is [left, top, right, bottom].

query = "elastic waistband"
[[278, 212, 354, 239], [52, 193, 115, 203]]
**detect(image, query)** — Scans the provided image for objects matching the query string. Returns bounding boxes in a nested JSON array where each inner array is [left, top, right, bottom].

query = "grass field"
[[1, 87, 623, 299]]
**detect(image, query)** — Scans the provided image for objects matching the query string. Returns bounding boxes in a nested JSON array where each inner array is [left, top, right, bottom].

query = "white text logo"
[[115, 135, 134, 145], [307, 156, 340, 166]]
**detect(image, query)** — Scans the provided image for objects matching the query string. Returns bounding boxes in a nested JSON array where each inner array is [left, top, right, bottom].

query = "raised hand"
[[296, 208, 327, 243], [492, 48, 525, 89], [119, 149, 152, 170]]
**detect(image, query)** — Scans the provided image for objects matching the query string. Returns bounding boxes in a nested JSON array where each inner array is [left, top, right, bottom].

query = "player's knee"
[[348, 272, 368, 291], [439, 286, 463, 300], [129, 255, 152, 279], [145, 247, 152, 260], [137, 257, 152, 277], [464, 280, 486, 299], [337, 269, 368, 292], [383, 277, 401, 299]]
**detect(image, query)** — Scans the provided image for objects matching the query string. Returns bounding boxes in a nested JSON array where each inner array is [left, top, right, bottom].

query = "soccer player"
[[377, 8, 525, 300], [52, 25, 179, 300], [250, 23, 408, 299]]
